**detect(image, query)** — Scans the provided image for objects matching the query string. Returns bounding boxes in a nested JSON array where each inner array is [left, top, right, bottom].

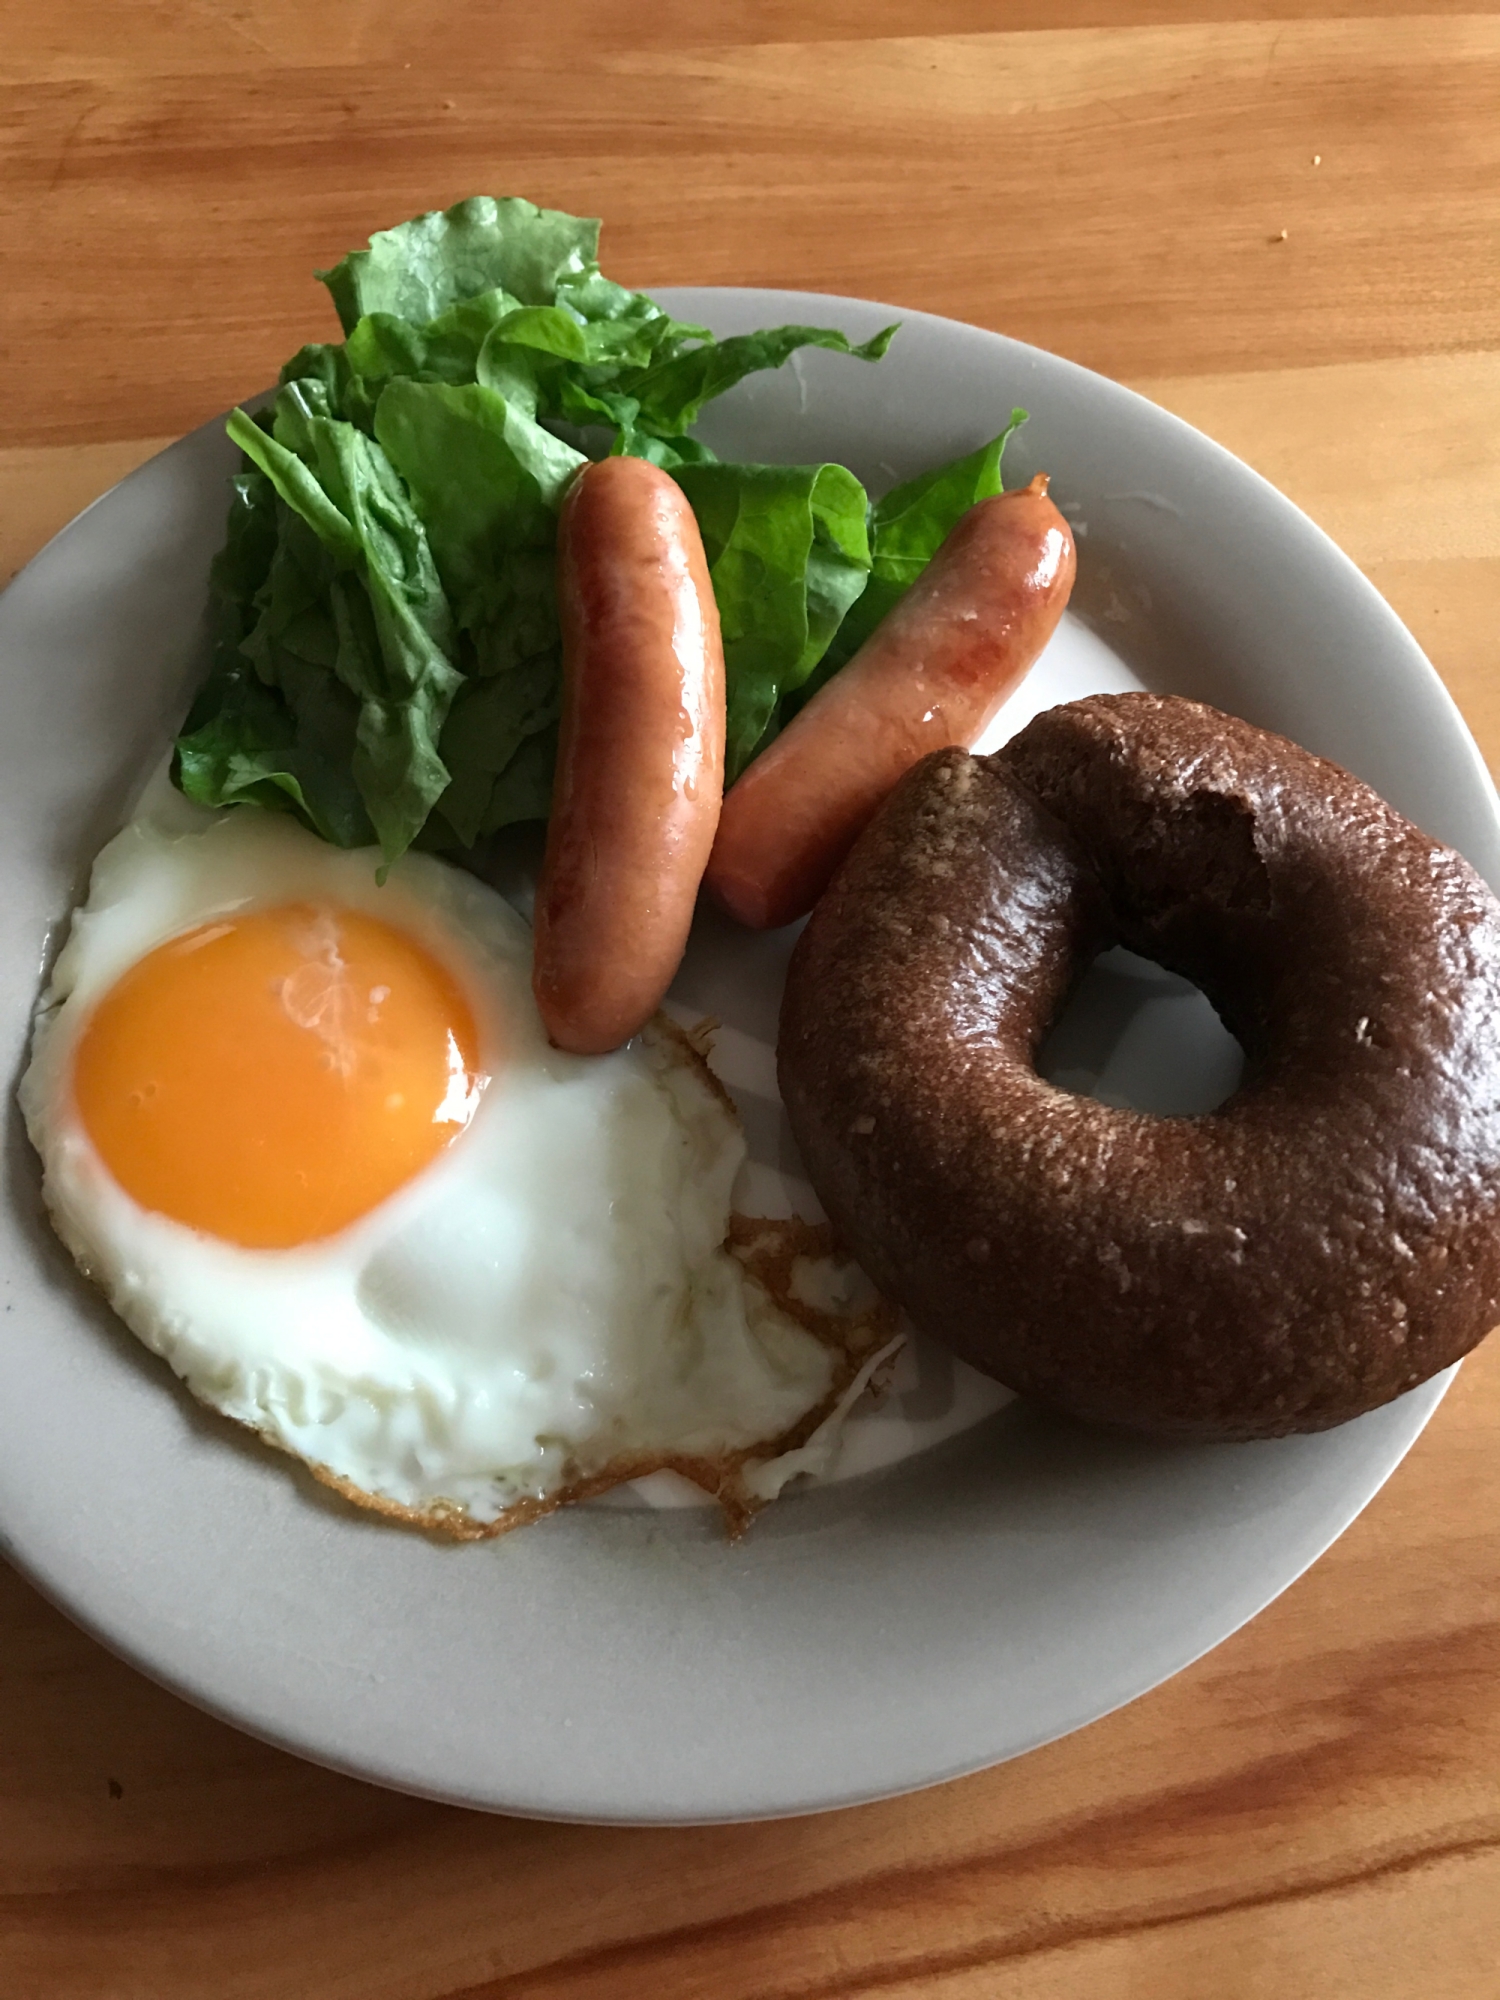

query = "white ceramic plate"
[[2, 290, 1496, 1824]]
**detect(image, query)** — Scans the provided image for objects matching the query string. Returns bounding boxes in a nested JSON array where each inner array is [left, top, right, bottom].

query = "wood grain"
[[4, 13, 1500, 446], [3, 1344, 1498, 1999], [3, 4, 1500, 1995], [11, 354, 1495, 767]]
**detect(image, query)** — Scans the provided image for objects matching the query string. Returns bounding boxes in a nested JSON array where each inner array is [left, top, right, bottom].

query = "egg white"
[[20, 773, 844, 1529]]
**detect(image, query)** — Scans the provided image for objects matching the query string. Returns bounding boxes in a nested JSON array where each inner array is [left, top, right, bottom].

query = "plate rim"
[[0, 284, 1484, 1822]]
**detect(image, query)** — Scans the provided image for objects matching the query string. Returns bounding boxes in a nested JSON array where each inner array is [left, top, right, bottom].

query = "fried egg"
[[20, 772, 884, 1535]]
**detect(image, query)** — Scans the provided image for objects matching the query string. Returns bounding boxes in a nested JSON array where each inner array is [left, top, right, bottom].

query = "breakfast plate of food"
[[2, 198, 1497, 1822]]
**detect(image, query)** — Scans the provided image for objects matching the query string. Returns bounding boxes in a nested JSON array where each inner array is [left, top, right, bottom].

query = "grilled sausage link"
[[705, 475, 1076, 931], [533, 457, 726, 1053]]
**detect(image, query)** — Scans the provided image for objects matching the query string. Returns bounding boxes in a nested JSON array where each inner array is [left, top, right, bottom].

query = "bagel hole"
[[1037, 946, 1244, 1116]]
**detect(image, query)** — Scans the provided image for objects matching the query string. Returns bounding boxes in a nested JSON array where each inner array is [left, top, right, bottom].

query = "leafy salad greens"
[[176, 196, 1026, 865]]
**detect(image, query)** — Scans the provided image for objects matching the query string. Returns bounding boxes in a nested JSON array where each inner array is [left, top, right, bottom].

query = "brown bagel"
[[778, 693, 1500, 1439]]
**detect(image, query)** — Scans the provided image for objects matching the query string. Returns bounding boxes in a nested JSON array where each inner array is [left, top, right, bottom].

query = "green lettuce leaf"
[[373, 379, 582, 642], [182, 198, 1042, 863], [614, 429, 719, 470], [674, 461, 871, 779], [622, 324, 897, 440], [555, 269, 709, 368], [429, 671, 559, 848], [277, 340, 359, 424], [802, 409, 1029, 699], [373, 380, 582, 839], [212, 394, 462, 863], [319, 196, 600, 334], [176, 475, 375, 847]]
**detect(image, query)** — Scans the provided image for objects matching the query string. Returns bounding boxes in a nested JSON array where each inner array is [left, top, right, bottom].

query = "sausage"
[[703, 475, 1076, 931], [532, 456, 726, 1054]]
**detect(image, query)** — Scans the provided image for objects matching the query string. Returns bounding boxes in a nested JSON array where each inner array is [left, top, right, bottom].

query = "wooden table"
[[4, 5, 1499, 1994]]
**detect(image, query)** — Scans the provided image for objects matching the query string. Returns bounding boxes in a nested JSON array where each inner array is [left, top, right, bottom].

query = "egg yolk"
[[71, 903, 486, 1248]]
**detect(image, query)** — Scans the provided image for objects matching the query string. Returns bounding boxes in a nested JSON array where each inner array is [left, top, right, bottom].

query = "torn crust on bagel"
[[778, 693, 1500, 1441]]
